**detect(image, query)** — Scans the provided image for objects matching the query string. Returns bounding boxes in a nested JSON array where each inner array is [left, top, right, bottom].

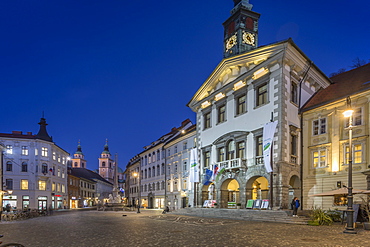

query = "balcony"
[[215, 158, 246, 170]]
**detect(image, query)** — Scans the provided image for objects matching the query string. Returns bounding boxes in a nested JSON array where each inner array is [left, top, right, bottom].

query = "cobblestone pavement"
[[0, 209, 369, 247]]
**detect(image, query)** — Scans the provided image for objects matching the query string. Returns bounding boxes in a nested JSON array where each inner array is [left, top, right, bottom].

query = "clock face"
[[243, 32, 255, 46], [225, 34, 237, 52]]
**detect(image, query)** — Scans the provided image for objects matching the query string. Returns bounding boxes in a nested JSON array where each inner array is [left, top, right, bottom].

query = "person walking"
[[291, 197, 300, 217]]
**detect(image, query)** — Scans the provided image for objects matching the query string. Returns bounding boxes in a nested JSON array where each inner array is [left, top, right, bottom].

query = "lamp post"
[[133, 171, 141, 213], [343, 96, 356, 234]]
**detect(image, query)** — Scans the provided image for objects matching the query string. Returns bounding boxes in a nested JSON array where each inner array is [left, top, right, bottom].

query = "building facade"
[[164, 123, 196, 209], [302, 63, 370, 210], [187, 1, 331, 209], [0, 118, 69, 210]]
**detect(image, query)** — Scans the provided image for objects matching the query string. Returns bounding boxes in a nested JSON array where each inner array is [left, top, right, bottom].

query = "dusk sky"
[[1, 0, 369, 171]]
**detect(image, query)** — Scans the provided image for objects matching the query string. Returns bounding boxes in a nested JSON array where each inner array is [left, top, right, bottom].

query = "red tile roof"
[[302, 63, 370, 111]]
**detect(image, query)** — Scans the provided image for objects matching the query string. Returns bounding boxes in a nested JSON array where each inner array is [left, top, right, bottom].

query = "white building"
[[164, 122, 196, 209], [187, 0, 331, 209], [0, 118, 69, 210]]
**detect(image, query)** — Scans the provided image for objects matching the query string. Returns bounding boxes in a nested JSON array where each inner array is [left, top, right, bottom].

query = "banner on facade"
[[215, 166, 225, 182], [189, 148, 199, 183], [263, 121, 278, 173]]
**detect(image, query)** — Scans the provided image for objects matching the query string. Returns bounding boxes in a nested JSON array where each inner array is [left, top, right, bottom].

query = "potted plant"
[[236, 203, 241, 209]]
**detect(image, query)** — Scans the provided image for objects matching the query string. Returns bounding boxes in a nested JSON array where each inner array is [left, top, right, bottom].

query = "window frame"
[[313, 118, 327, 136]]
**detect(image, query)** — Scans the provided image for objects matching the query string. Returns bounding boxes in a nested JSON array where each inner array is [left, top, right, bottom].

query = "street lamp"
[[133, 171, 141, 213], [343, 96, 356, 234]]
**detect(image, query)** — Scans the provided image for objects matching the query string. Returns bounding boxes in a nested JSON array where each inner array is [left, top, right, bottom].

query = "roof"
[[70, 168, 112, 185], [302, 63, 370, 111]]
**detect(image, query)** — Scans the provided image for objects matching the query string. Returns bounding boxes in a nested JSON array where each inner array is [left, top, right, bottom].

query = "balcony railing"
[[215, 158, 246, 170]]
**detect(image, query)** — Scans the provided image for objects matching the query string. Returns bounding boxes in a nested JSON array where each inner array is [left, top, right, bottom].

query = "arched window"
[[74, 162, 78, 167], [227, 140, 235, 160], [161, 163, 165, 175], [148, 154, 151, 163], [102, 162, 106, 167], [152, 152, 156, 162], [21, 162, 28, 172], [157, 165, 160, 176], [6, 161, 12, 171], [153, 166, 156, 177], [145, 169, 147, 179], [148, 168, 151, 178]]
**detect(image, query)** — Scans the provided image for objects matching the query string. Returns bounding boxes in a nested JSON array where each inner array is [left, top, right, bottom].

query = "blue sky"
[[1, 0, 369, 170]]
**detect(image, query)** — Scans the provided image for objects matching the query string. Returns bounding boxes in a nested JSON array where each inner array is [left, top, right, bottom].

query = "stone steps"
[[170, 208, 309, 225]]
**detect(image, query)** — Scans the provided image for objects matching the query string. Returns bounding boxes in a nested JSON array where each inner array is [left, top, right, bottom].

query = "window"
[[157, 165, 160, 176], [62, 170, 65, 178], [184, 161, 187, 171], [22, 146, 29, 155], [174, 146, 177, 153], [148, 168, 151, 178], [204, 112, 211, 129], [237, 142, 245, 158], [53, 152, 56, 160], [218, 147, 225, 162], [153, 167, 156, 177], [6, 179, 13, 190], [39, 180, 47, 190], [218, 105, 226, 123], [313, 149, 327, 168], [74, 162, 78, 167], [256, 83, 268, 107], [41, 147, 48, 157], [345, 108, 363, 127], [236, 95, 246, 115], [35, 148, 38, 156], [256, 135, 263, 157], [204, 151, 210, 168], [57, 183, 61, 192], [62, 184, 65, 193], [144, 169, 147, 179], [152, 152, 156, 162], [313, 118, 326, 135], [167, 149, 170, 156], [157, 151, 160, 161], [290, 134, 298, 164], [52, 182, 56, 191], [227, 140, 235, 160], [102, 162, 106, 167], [345, 144, 363, 164], [22, 162, 28, 172], [21, 180, 29, 190], [6, 161, 12, 171], [291, 82, 298, 104], [6, 145, 12, 154], [42, 163, 48, 174], [58, 168, 61, 177], [183, 142, 187, 150], [175, 164, 178, 173], [161, 163, 165, 175]]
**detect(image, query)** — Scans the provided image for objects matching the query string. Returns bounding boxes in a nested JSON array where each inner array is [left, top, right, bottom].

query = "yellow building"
[[302, 63, 370, 210]]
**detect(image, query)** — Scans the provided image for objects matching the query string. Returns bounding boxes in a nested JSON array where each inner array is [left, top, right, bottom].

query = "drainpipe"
[[298, 61, 312, 210]]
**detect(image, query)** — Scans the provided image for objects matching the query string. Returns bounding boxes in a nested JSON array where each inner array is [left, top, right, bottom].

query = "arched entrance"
[[201, 183, 216, 205], [147, 193, 154, 209], [246, 176, 269, 201], [288, 175, 301, 207], [220, 179, 239, 208]]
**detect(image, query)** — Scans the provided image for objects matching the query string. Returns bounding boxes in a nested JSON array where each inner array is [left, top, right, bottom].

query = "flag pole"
[[269, 112, 274, 210]]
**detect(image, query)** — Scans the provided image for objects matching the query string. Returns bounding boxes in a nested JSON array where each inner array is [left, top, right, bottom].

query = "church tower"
[[223, 0, 260, 58], [98, 140, 114, 183], [71, 141, 87, 168]]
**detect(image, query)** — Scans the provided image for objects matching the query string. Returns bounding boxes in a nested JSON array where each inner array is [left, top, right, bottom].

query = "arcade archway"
[[289, 175, 301, 206], [220, 179, 240, 208], [246, 176, 269, 200]]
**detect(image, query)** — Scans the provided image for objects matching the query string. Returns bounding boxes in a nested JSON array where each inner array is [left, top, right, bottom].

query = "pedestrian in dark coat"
[[291, 197, 300, 217]]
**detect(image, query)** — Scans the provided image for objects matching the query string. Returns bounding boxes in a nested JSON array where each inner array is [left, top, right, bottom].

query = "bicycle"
[[0, 235, 25, 247]]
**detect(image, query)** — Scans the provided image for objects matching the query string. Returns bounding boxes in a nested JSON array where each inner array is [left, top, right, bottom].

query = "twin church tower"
[[71, 141, 115, 183]]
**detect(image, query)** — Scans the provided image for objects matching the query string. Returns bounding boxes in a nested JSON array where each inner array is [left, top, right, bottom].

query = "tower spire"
[[35, 117, 53, 142]]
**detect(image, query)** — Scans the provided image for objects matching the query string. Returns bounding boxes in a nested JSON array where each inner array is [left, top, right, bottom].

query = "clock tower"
[[223, 0, 260, 58]]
